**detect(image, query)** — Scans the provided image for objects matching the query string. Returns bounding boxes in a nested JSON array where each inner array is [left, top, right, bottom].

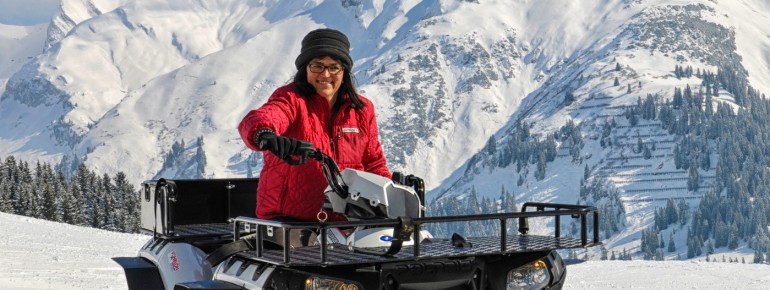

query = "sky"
[[2, 212, 770, 290], [0, 0, 59, 26]]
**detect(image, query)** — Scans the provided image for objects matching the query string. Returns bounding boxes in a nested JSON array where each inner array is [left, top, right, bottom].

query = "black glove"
[[255, 130, 300, 161], [392, 172, 405, 185]]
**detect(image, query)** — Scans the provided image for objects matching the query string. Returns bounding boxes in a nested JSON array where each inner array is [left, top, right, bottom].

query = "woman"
[[238, 28, 391, 222]]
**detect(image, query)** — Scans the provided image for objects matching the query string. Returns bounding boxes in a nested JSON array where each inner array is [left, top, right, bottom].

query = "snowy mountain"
[[4, 0, 770, 262]]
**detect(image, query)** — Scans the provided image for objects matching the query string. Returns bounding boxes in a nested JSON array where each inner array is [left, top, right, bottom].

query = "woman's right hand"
[[256, 131, 302, 160]]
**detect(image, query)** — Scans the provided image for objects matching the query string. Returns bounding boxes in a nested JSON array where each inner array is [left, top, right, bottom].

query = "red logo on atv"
[[169, 250, 181, 272]]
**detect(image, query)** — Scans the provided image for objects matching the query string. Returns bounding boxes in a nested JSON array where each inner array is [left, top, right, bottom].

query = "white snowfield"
[[2, 212, 769, 290], [0, 212, 148, 290], [564, 260, 770, 290]]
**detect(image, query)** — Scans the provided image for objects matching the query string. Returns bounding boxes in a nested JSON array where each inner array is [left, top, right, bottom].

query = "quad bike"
[[114, 141, 600, 289]]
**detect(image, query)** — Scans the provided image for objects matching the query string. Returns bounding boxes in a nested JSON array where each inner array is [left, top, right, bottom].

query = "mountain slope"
[[430, 0, 770, 260], [3, 0, 770, 260]]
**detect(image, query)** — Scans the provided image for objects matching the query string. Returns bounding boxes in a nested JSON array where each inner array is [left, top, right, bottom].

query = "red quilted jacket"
[[238, 84, 392, 221]]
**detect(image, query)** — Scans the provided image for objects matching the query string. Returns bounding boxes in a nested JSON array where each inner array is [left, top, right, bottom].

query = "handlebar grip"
[[283, 140, 316, 165]]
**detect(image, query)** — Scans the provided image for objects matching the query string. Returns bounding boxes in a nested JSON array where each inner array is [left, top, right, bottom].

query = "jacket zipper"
[[329, 108, 336, 156], [330, 126, 341, 156], [328, 98, 348, 159]]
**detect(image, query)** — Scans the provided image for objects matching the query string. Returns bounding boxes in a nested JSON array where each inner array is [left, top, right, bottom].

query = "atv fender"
[[112, 257, 164, 290]]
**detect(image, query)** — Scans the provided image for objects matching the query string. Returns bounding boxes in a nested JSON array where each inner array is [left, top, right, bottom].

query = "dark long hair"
[[292, 57, 366, 109]]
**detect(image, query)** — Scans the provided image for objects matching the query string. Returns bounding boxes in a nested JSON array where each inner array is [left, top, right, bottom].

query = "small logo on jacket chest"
[[341, 127, 359, 133]]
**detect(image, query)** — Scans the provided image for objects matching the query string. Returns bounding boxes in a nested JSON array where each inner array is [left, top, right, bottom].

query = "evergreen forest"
[[0, 157, 141, 233]]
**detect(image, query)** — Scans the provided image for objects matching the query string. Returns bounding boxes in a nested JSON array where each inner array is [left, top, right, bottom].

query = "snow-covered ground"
[[564, 260, 770, 289], [1, 212, 769, 290], [0, 212, 148, 290]]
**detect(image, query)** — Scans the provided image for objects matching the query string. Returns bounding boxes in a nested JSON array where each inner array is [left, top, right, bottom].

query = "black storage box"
[[140, 178, 258, 238]]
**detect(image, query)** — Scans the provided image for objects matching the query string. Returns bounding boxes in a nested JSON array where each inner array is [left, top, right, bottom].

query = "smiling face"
[[306, 56, 344, 103]]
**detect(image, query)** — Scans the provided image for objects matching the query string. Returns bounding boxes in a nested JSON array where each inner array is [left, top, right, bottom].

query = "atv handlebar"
[[281, 140, 316, 165], [282, 141, 426, 207], [281, 140, 349, 199]]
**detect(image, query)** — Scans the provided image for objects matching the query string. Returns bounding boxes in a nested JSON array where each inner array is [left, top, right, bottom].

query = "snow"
[[564, 260, 770, 289], [2, 212, 770, 289], [0, 212, 148, 290]]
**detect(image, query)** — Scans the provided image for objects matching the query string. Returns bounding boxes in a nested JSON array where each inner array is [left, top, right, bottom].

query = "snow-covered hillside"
[[1, 212, 770, 289], [425, 0, 770, 262], [4, 0, 770, 262]]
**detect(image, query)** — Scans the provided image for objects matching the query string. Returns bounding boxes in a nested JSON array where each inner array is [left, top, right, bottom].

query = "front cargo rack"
[[232, 202, 600, 266]]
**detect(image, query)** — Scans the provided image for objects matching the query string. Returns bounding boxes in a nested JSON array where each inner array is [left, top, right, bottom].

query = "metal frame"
[[231, 203, 600, 266]]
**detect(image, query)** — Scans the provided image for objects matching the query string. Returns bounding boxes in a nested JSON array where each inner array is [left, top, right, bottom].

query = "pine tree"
[[728, 224, 740, 250], [688, 161, 699, 191], [74, 163, 93, 226], [668, 233, 676, 252], [534, 152, 546, 180], [665, 199, 679, 226], [113, 172, 130, 232], [91, 175, 106, 229], [678, 199, 689, 226], [41, 182, 58, 221], [100, 173, 117, 231], [62, 179, 84, 225], [643, 146, 652, 159], [564, 92, 575, 105], [17, 161, 34, 215], [486, 135, 497, 155], [20, 183, 41, 218], [4, 157, 20, 213], [467, 186, 480, 214], [196, 137, 207, 178], [0, 180, 11, 213]]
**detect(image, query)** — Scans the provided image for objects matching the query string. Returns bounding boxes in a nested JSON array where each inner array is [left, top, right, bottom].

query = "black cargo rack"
[[141, 223, 248, 240], [232, 202, 600, 266]]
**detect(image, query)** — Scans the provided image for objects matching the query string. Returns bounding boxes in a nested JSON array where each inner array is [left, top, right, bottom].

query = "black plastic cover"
[[112, 257, 164, 290]]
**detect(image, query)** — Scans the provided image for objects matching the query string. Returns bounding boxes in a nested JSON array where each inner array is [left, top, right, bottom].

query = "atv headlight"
[[506, 260, 550, 290], [305, 276, 359, 290]]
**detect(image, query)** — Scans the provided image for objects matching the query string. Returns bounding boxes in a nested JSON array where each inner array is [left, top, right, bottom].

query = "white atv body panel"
[[326, 168, 424, 219], [138, 240, 213, 290]]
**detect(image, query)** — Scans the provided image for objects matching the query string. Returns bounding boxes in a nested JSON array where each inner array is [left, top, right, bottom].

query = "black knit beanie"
[[294, 28, 353, 70]]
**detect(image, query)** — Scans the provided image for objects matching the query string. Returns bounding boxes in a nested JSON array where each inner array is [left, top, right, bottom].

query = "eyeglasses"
[[308, 63, 343, 74]]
